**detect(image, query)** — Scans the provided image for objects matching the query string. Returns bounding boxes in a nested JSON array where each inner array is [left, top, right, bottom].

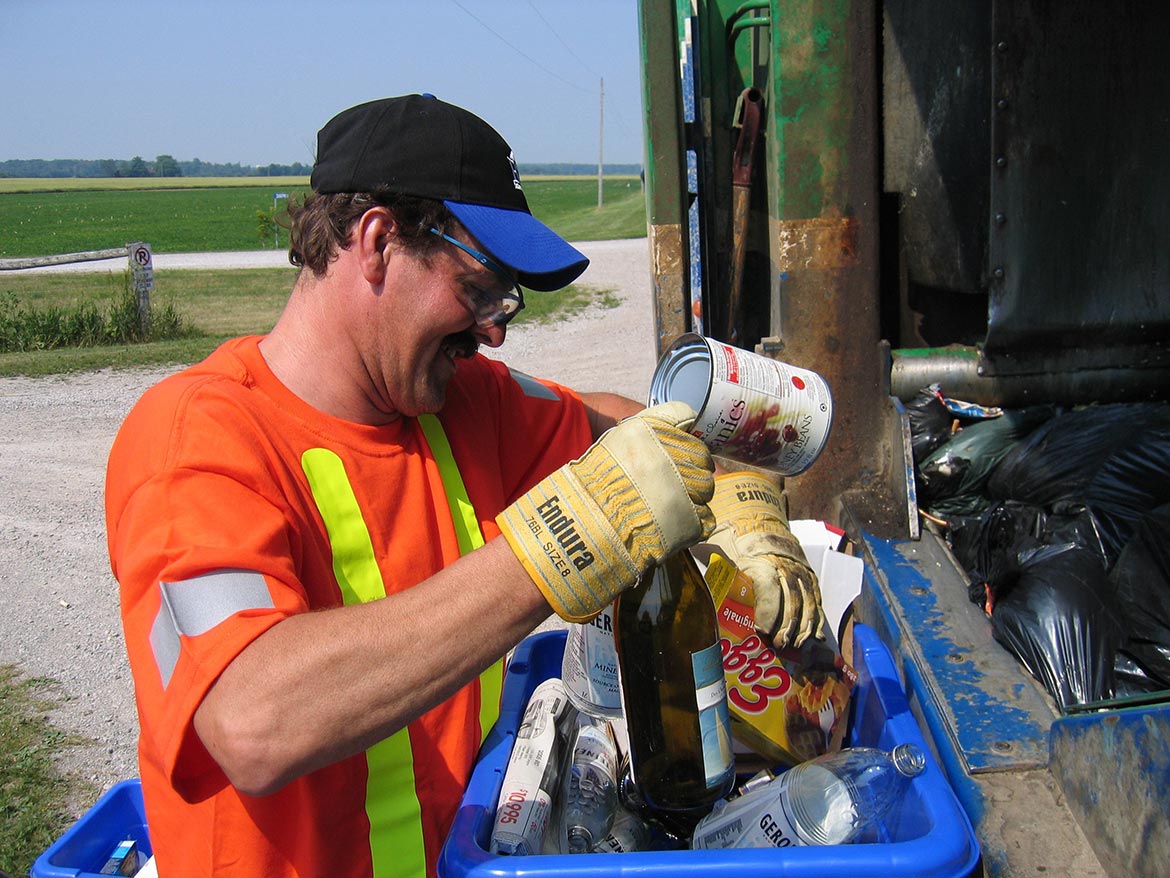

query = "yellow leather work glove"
[[705, 471, 825, 648], [497, 402, 716, 622]]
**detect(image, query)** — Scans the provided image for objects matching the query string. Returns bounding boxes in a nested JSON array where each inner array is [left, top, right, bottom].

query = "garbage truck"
[[636, 1, 1169, 876]]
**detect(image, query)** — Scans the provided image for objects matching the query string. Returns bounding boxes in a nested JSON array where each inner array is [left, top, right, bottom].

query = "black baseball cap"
[[310, 94, 589, 291]]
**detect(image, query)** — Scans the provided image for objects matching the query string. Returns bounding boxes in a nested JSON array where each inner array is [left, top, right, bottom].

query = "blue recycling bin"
[[437, 624, 981, 878], [31, 779, 151, 878]]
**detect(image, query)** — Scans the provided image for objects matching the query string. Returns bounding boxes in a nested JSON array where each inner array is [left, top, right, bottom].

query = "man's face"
[[368, 227, 511, 417]]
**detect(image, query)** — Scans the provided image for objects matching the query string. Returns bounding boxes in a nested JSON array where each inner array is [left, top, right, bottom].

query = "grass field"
[[0, 176, 310, 193], [0, 175, 643, 376], [0, 265, 620, 377], [0, 175, 646, 258], [0, 668, 95, 877]]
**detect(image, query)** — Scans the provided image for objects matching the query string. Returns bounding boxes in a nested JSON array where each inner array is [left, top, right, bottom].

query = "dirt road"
[[0, 238, 657, 813]]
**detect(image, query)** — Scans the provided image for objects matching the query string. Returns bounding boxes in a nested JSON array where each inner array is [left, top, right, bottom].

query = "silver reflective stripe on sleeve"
[[150, 569, 274, 688], [508, 368, 560, 401]]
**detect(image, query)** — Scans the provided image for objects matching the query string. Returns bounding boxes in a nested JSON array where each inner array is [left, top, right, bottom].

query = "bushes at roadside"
[[0, 281, 192, 352]]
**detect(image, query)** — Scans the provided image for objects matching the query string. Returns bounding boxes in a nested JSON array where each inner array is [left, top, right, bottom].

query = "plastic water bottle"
[[559, 715, 620, 853], [691, 744, 927, 849], [561, 605, 624, 719], [591, 804, 653, 853]]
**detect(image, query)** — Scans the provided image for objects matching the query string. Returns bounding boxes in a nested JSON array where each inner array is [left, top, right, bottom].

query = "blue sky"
[[1, 0, 645, 166]]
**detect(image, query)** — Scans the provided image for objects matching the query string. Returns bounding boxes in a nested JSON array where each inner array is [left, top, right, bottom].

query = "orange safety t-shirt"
[[105, 336, 593, 878]]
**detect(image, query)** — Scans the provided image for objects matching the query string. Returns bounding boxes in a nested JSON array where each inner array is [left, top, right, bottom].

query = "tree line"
[[0, 157, 642, 179], [0, 157, 312, 178]]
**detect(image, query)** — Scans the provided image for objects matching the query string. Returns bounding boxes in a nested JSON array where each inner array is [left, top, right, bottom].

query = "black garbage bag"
[[987, 402, 1170, 566], [950, 500, 1111, 611], [1114, 653, 1167, 697], [1108, 502, 1170, 689], [948, 501, 1046, 606], [918, 407, 1054, 517], [905, 384, 954, 464], [989, 540, 1125, 711]]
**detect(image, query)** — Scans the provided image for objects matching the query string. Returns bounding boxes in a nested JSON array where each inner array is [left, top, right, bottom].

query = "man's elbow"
[[194, 702, 293, 798]]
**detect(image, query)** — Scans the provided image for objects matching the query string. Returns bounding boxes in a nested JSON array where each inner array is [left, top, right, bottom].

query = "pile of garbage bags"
[[907, 387, 1170, 710]]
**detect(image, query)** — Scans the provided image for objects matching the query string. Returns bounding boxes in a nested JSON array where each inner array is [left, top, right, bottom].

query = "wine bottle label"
[[692, 642, 735, 788]]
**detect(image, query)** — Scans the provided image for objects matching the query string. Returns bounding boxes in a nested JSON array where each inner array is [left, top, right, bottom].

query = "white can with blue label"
[[649, 334, 833, 475]]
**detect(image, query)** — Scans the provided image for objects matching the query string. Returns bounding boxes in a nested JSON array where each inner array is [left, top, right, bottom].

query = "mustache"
[[442, 330, 479, 359]]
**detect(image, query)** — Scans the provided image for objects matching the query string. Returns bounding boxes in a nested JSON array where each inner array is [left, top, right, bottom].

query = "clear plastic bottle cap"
[[891, 743, 927, 777], [567, 826, 593, 853]]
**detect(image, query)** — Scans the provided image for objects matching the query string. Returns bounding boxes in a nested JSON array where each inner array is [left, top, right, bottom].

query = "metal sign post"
[[272, 193, 289, 248], [128, 242, 153, 337]]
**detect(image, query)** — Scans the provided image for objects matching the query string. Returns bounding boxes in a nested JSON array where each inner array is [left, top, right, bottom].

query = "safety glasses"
[[428, 228, 525, 328]]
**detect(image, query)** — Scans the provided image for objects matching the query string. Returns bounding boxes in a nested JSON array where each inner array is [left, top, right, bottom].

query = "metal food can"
[[648, 334, 833, 475]]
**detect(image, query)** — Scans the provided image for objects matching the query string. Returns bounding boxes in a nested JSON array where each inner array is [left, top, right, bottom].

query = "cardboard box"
[[704, 554, 857, 767], [98, 839, 139, 876]]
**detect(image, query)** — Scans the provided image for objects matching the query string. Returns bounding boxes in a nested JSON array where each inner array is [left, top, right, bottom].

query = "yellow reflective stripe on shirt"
[[301, 447, 426, 878], [417, 414, 503, 744], [301, 421, 502, 878], [417, 414, 483, 555], [301, 449, 387, 605]]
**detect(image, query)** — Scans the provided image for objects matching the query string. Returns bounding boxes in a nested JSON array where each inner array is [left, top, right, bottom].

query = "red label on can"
[[649, 335, 833, 476], [724, 344, 740, 384]]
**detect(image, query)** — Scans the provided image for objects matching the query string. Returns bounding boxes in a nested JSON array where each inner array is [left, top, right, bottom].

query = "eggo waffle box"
[[704, 554, 857, 767]]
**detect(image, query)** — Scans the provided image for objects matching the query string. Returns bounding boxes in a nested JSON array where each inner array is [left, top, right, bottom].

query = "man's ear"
[[355, 207, 397, 284]]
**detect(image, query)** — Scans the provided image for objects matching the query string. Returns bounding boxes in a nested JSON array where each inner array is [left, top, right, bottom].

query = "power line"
[[449, 0, 592, 94], [521, 1, 641, 151], [525, 0, 599, 80]]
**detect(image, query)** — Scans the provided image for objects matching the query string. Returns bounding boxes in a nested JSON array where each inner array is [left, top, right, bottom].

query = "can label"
[[649, 334, 833, 475]]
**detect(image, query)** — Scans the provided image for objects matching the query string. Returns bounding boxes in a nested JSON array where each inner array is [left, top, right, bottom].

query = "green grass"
[[0, 666, 95, 878], [1, 186, 311, 256], [0, 175, 641, 376], [0, 176, 646, 259], [0, 267, 620, 377], [521, 177, 646, 241]]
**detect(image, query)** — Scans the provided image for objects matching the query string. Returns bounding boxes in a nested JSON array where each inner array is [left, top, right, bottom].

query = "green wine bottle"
[[614, 550, 735, 815]]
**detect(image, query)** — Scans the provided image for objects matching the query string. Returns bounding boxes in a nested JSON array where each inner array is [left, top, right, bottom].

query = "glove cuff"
[[710, 472, 789, 529], [496, 468, 639, 622]]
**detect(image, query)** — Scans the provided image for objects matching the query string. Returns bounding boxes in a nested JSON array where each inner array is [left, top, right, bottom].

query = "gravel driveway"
[[0, 238, 657, 817]]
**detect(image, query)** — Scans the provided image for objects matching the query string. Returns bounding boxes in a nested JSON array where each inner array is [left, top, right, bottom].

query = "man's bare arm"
[[579, 391, 644, 439], [193, 539, 549, 796]]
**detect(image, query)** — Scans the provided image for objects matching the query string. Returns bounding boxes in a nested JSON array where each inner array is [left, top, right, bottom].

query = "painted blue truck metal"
[[639, 2, 1170, 875]]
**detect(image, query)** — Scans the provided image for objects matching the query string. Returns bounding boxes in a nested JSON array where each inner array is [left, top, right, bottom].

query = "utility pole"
[[597, 77, 605, 208]]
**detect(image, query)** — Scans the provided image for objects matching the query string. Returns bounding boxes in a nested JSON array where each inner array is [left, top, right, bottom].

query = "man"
[[106, 95, 822, 877]]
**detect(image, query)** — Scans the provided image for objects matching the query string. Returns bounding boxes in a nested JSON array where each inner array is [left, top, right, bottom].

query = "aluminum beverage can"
[[648, 334, 833, 475]]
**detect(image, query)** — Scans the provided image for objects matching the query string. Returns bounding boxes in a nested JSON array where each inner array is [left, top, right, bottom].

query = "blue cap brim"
[[444, 201, 589, 291]]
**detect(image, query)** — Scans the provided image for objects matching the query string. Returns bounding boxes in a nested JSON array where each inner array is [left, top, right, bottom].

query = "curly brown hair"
[[283, 188, 454, 276]]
